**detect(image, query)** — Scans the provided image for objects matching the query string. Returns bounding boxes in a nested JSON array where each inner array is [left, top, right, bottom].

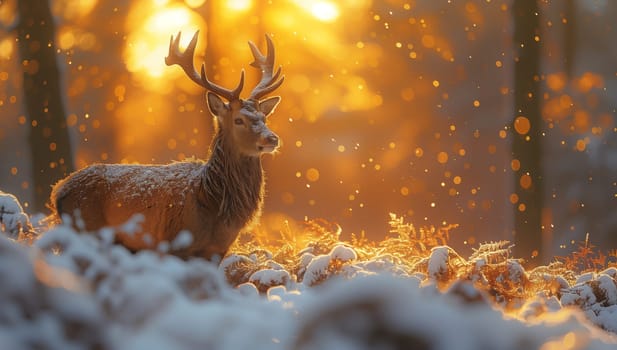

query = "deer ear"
[[207, 92, 229, 118], [259, 96, 281, 117]]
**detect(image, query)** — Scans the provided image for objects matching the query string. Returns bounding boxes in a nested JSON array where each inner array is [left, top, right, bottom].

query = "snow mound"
[[294, 274, 616, 350], [0, 234, 111, 349], [0, 190, 33, 239], [562, 271, 617, 332]]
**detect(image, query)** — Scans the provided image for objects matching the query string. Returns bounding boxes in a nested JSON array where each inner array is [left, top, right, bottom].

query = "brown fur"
[[50, 106, 276, 261]]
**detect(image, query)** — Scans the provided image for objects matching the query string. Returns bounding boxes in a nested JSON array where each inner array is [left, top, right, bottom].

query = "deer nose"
[[266, 134, 279, 146]]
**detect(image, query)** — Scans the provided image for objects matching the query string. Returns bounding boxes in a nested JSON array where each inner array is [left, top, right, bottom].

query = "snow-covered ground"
[[1, 192, 617, 350]]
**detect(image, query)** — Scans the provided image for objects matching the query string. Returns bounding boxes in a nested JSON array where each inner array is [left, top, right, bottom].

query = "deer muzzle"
[[257, 133, 279, 153]]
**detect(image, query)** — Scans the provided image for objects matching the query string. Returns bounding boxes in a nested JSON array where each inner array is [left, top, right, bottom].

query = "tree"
[[17, 0, 74, 212], [563, 0, 576, 78], [512, 0, 543, 263]]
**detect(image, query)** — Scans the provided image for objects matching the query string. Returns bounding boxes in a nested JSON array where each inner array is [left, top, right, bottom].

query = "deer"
[[49, 31, 284, 261]]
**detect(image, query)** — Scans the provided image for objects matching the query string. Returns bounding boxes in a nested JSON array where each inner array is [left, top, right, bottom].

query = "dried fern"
[[469, 241, 514, 265]]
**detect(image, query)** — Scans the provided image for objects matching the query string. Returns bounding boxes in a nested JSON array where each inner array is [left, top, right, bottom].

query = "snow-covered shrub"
[[220, 253, 255, 285], [0, 191, 33, 240], [461, 241, 532, 308], [32, 223, 229, 329], [443, 280, 490, 305], [561, 272, 617, 332], [301, 244, 359, 286], [517, 293, 562, 320], [0, 234, 112, 349], [293, 274, 615, 350], [423, 245, 467, 285], [249, 268, 291, 293], [219, 249, 289, 289], [354, 253, 409, 276]]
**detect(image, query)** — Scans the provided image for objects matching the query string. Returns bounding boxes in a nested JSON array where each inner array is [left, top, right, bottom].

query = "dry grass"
[[225, 214, 617, 318]]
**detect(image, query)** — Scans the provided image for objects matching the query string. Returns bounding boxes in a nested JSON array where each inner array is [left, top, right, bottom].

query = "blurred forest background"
[[0, 0, 615, 263]]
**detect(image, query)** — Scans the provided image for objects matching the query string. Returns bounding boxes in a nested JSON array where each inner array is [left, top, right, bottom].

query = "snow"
[[598, 274, 617, 305], [428, 245, 450, 279], [301, 244, 360, 286], [171, 229, 194, 250], [95, 162, 205, 200], [1, 194, 617, 349], [329, 244, 357, 261], [249, 269, 292, 292], [0, 191, 32, 239], [302, 253, 332, 286]]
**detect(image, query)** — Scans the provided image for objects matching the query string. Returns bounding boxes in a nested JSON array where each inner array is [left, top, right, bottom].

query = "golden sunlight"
[[124, 2, 204, 86], [225, 0, 252, 12], [293, 0, 340, 22], [0, 38, 13, 60], [310, 1, 340, 22], [52, 0, 98, 20], [185, 0, 207, 8]]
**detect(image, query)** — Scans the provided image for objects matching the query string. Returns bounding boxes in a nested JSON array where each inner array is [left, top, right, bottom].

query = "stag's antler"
[[165, 31, 244, 102], [247, 35, 284, 100]]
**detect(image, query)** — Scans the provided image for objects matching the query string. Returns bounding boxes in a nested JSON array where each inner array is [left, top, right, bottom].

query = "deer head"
[[165, 31, 284, 157]]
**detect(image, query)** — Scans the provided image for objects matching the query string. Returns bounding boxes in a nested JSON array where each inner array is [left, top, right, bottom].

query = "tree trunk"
[[512, 0, 543, 263], [17, 0, 74, 213], [563, 0, 576, 78]]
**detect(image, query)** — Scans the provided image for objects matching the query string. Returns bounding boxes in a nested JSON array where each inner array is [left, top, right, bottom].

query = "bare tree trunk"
[[17, 0, 74, 213], [512, 0, 543, 263], [564, 0, 576, 78]]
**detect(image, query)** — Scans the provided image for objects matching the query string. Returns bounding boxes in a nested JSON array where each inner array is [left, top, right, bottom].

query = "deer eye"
[[234, 118, 245, 125]]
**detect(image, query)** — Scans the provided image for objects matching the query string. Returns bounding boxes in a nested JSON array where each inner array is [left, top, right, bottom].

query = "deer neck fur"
[[200, 126, 264, 228]]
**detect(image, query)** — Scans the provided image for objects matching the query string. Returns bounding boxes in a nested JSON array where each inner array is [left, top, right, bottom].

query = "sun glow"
[[0, 38, 13, 60], [293, 0, 340, 22], [310, 1, 339, 22], [185, 0, 207, 7], [124, 3, 204, 85], [225, 0, 252, 11], [52, 0, 98, 20]]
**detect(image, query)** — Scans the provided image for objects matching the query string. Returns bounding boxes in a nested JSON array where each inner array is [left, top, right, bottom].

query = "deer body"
[[50, 32, 284, 260]]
